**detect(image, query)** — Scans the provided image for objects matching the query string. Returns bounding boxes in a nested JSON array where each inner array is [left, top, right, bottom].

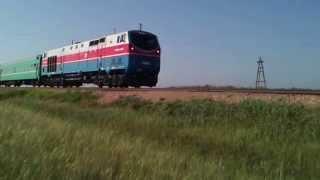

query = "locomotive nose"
[[126, 54, 160, 87]]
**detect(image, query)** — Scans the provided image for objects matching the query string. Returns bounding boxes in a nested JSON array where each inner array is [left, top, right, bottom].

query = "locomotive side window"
[[99, 38, 105, 43], [89, 40, 99, 46], [117, 34, 126, 43]]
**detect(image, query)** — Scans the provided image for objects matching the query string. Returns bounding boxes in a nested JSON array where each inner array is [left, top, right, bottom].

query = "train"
[[0, 30, 161, 88]]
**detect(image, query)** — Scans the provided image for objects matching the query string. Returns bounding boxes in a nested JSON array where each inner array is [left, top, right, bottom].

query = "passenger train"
[[0, 30, 161, 88]]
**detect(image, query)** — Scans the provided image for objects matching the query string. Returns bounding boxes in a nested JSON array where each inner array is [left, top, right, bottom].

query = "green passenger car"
[[0, 57, 41, 86]]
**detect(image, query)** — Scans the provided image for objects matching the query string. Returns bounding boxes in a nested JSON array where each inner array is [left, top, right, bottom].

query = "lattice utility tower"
[[256, 56, 267, 89]]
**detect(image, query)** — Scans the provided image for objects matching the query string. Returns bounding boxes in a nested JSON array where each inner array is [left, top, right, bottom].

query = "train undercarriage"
[[0, 71, 158, 88]]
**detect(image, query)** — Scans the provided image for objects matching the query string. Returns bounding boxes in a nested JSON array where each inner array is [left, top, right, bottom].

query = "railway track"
[[192, 89, 320, 96], [89, 87, 320, 96], [2, 86, 320, 96]]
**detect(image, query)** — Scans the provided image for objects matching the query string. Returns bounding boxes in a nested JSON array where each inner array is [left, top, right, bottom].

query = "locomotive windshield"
[[129, 31, 159, 50]]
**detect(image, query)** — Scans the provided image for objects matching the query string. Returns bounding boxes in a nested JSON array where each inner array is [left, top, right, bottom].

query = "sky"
[[0, 0, 319, 89]]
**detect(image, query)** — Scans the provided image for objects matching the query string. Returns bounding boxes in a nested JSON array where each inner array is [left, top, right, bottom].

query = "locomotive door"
[[60, 49, 64, 74], [35, 55, 42, 80], [88, 40, 99, 71], [97, 43, 101, 70], [97, 38, 105, 70]]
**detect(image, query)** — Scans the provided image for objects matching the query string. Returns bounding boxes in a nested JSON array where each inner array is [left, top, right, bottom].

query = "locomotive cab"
[[127, 30, 161, 87]]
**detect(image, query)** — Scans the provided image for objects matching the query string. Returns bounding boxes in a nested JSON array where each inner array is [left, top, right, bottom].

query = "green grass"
[[0, 89, 319, 180]]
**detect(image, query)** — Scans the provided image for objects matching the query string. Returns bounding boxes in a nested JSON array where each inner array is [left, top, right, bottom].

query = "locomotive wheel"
[[118, 75, 128, 88], [60, 78, 64, 88], [76, 82, 82, 88], [112, 75, 118, 87], [121, 84, 129, 88], [106, 75, 112, 88], [117, 75, 122, 87]]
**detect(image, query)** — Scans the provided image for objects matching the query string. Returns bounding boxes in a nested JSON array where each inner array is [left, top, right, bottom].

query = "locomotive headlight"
[[130, 45, 135, 51], [156, 49, 160, 54]]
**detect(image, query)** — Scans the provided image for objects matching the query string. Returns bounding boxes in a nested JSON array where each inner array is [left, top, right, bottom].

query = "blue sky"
[[0, 0, 319, 88]]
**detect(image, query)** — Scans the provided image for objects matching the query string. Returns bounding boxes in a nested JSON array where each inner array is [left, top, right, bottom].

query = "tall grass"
[[0, 89, 319, 179]]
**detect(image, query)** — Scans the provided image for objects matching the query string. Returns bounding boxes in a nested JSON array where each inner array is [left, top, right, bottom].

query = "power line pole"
[[256, 56, 267, 89]]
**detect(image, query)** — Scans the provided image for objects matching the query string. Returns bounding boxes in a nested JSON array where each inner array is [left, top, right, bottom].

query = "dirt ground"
[[98, 90, 320, 106]]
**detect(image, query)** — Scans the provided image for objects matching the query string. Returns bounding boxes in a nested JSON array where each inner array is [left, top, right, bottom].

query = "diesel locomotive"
[[0, 30, 161, 88]]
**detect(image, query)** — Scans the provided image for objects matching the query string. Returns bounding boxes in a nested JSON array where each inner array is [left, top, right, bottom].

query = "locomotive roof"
[[45, 31, 126, 50], [44, 30, 157, 53], [43, 30, 158, 59]]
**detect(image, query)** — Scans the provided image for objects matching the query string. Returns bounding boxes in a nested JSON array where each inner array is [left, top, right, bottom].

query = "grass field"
[[0, 89, 319, 180]]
